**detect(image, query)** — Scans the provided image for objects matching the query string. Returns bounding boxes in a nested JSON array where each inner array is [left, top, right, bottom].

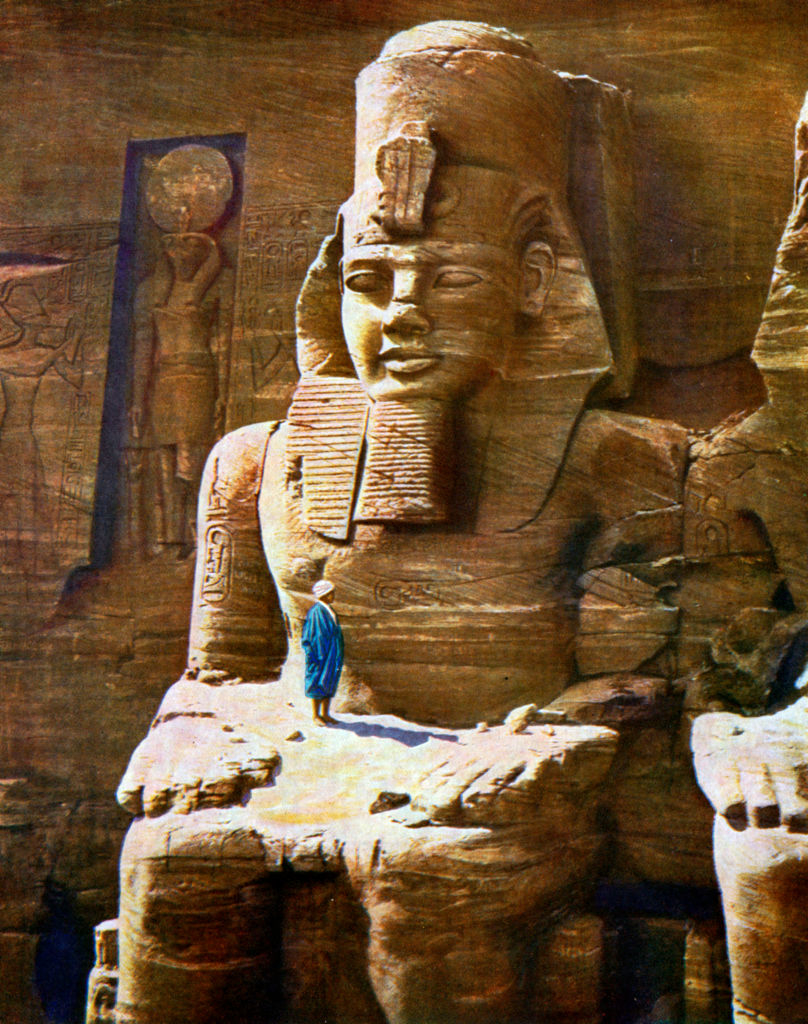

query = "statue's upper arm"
[[188, 421, 283, 679]]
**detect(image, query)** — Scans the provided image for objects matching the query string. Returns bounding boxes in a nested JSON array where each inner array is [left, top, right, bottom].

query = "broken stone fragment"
[[504, 703, 539, 733], [369, 791, 411, 815], [544, 674, 676, 727], [197, 668, 231, 685]]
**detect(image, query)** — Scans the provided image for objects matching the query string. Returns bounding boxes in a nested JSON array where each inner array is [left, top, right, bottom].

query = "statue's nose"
[[382, 302, 431, 341]]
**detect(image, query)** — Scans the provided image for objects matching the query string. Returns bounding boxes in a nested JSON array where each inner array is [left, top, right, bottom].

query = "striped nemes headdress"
[[289, 22, 614, 540]]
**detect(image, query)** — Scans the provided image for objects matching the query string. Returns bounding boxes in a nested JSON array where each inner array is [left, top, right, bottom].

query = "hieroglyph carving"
[[0, 228, 116, 577], [0, 222, 118, 261], [227, 202, 336, 427], [200, 524, 233, 603]]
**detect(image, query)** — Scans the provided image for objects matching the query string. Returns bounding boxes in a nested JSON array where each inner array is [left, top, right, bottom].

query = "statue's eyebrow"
[[340, 255, 387, 269], [341, 245, 444, 266]]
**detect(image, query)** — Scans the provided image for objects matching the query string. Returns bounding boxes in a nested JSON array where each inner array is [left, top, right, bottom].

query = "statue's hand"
[[692, 702, 808, 832], [117, 710, 279, 819], [409, 723, 617, 828]]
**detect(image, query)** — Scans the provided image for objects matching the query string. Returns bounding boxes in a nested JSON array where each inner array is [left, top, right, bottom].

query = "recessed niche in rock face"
[[110, 136, 244, 562]]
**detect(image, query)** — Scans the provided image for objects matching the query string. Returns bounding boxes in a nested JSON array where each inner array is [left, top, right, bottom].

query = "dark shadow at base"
[[326, 717, 459, 748]]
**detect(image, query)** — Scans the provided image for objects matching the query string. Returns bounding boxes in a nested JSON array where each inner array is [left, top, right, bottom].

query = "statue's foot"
[[692, 700, 808, 832], [344, 723, 617, 1024], [408, 721, 617, 828]]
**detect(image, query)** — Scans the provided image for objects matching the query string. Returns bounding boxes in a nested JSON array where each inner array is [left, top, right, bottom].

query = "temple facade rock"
[[109, 21, 723, 1024], [3, 4, 808, 1023]]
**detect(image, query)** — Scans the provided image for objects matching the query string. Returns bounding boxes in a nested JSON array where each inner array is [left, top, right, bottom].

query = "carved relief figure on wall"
[[127, 144, 235, 556], [0, 271, 84, 565], [108, 23, 704, 1024]]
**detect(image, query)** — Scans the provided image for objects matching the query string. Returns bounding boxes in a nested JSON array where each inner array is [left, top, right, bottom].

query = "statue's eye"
[[344, 270, 387, 294], [433, 269, 482, 289]]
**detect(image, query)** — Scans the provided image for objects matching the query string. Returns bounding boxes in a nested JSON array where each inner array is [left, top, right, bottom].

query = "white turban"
[[312, 580, 335, 599]]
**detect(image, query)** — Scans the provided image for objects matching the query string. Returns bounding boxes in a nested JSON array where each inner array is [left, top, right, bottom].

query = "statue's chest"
[[259, 427, 576, 622], [258, 424, 581, 714]]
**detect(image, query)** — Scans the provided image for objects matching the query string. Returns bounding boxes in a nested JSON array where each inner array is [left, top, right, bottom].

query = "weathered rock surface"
[[115, 677, 619, 1024], [109, 21, 707, 1024], [5, 4, 808, 1022], [691, 92, 808, 1024]]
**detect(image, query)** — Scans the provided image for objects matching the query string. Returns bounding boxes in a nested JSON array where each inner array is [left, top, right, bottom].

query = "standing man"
[[301, 580, 343, 724]]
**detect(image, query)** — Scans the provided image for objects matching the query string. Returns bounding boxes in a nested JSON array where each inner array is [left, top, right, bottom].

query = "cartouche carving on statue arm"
[[117, 420, 285, 819]]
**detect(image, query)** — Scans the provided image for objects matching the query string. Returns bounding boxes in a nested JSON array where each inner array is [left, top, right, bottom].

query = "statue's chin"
[[362, 365, 495, 405]]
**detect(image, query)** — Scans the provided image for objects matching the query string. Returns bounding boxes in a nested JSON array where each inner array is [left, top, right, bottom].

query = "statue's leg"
[[714, 815, 808, 1024], [116, 814, 276, 1024], [175, 442, 207, 549], [155, 447, 178, 545], [364, 898, 520, 1024], [351, 824, 603, 1024]]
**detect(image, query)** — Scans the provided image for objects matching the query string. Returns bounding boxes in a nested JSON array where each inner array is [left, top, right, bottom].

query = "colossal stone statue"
[[111, 22, 694, 1023], [692, 92, 808, 1024]]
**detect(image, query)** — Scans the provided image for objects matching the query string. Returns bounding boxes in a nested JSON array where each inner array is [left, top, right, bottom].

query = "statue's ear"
[[519, 240, 556, 319]]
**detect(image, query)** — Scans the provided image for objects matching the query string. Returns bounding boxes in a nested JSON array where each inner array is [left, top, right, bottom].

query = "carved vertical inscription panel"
[[227, 202, 336, 428]]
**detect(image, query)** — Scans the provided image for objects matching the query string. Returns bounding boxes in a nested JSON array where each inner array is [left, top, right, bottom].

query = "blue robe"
[[302, 601, 344, 699]]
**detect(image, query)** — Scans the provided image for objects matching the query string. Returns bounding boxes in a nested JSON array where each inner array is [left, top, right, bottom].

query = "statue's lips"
[[380, 349, 440, 375]]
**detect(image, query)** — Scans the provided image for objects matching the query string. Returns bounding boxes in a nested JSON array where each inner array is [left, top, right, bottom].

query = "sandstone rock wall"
[[2, 1, 806, 1020]]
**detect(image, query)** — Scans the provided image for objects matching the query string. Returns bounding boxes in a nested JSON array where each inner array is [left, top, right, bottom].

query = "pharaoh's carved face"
[[340, 240, 531, 402], [340, 237, 556, 402]]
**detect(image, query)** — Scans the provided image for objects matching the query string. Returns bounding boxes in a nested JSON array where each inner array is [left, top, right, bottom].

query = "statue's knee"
[[117, 818, 278, 1015], [119, 820, 173, 911], [119, 816, 269, 924]]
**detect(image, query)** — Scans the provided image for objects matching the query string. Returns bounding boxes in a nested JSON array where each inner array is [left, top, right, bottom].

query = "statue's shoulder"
[[212, 420, 281, 459], [567, 408, 690, 484], [573, 408, 689, 459], [204, 421, 283, 497], [553, 409, 690, 526]]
